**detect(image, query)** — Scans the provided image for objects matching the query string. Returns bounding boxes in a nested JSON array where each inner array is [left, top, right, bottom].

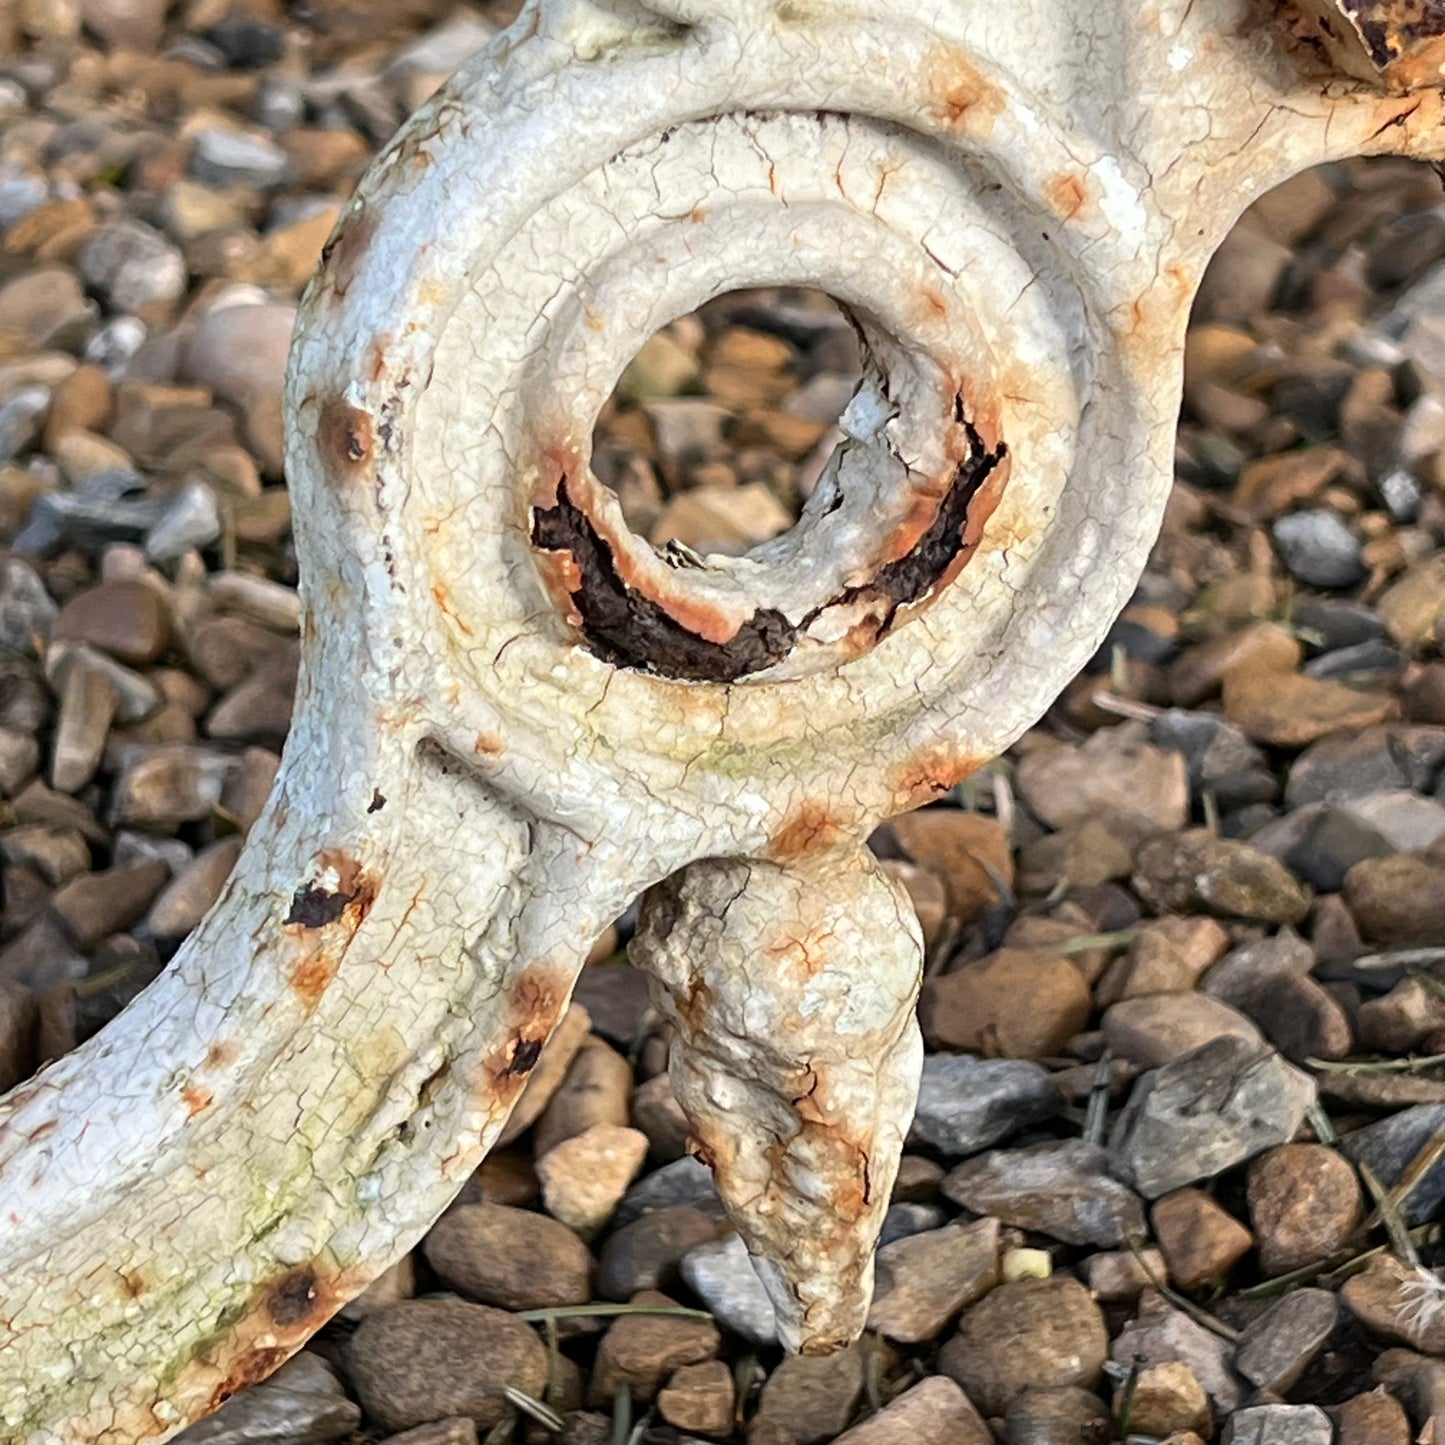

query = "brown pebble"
[[423, 1203, 592, 1310], [1152, 1188, 1253, 1289], [53, 580, 170, 667], [1333, 1389, 1411, 1445], [1247, 1144, 1362, 1276], [658, 1359, 734, 1437], [533, 1033, 632, 1156], [832, 1376, 990, 1445], [589, 1290, 720, 1405], [919, 948, 1090, 1059], [890, 809, 1014, 925]]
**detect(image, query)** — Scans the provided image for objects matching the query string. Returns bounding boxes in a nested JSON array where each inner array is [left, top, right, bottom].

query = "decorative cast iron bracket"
[[2, 1, 1443, 1439]]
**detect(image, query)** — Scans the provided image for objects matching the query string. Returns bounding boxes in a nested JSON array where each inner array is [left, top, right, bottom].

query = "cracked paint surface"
[[2, 0, 1445, 1440]]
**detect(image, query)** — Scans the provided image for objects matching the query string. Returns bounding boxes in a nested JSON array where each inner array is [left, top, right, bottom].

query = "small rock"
[[597, 1205, 719, 1302], [1376, 554, 1445, 645], [336, 1255, 414, 1324], [534, 1034, 633, 1156], [866, 1218, 1000, 1342], [1340, 1103, 1445, 1225], [53, 580, 169, 667], [48, 658, 116, 796], [1235, 1288, 1338, 1393], [1132, 829, 1311, 925], [1272, 509, 1365, 588], [748, 1342, 864, 1445], [1084, 1247, 1167, 1303], [0, 558, 57, 656], [1111, 1295, 1240, 1414], [589, 1289, 720, 1404], [568, 962, 652, 1047], [145, 483, 222, 562], [1358, 976, 1445, 1053], [1110, 1036, 1316, 1198], [1224, 669, 1398, 748], [0, 982, 37, 1092], [423, 1203, 592, 1309], [629, 1071, 690, 1161], [172, 1352, 359, 1445], [109, 744, 234, 828], [50, 859, 168, 948], [1223, 1404, 1332, 1445], [146, 837, 242, 941], [1152, 1188, 1253, 1288], [0, 387, 50, 464], [1343, 790, 1445, 851], [1017, 820, 1134, 895], [1102, 992, 1262, 1068], [890, 808, 1014, 924], [1247, 1144, 1363, 1275], [1117, 1362, 1211, 1441], [78, 219, 186, 313], [1344, 853, 1445, 944], [1169, 622, 1303, 708], [658, 1359, 734, 1438], [919, 948, 1090, 1058], [0, 824, 89, 885], [941, 1276, 1107, 1418], [1002, 1386, 1110, 1445], [906, 1055, 1061, 1156], [943, 1141, 1145, 1247], [1286, 725, 1445, 807], [190, 128, 290, 189], [680, 1233, 777, 1345], [1015, 724, 1189, 845], [379, 1423, 476, 1445], [536, 1124, 648, 1237], [833, 1376, 990, 1445], [348, 1299, 548, 1432], [1333, 1389, 1412, 1445], [617, 1156, 719, 1224]]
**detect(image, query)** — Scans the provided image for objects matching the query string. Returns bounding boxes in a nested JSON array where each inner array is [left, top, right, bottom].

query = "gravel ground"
[[2, 3, 1445, 1444]]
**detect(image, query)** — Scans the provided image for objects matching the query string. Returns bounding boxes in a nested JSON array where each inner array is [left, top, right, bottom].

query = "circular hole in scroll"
[[589, 287, 863, 559]]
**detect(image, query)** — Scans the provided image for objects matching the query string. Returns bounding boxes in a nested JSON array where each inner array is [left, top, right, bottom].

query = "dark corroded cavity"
[[287, 882, 357, 928], [506, 1037, 544, 1075], [531, 419, 1005, 682], [1343, 0, 1445, 64], [266, 1270, 318, 1327]]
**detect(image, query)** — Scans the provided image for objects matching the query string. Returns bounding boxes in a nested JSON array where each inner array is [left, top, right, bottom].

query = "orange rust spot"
[[120, 1271, 147, 1299], [317, 202, 376, 302], [316, 396, 374, 479], [510, 966, 567, 1027], [431, 583, 475, 638], [890, 752, 987, 811], [1044, 171, 1090, 223], [289, 949, 339, 1008], [918, 286, 949, 321], [208, 1348, 287, 1411], [474, 731, 505, 757], [924, 43, 1006, 133], [182, 1084, 213, 1119], [769, 802, 848, 861], [688, 206, 709, 222], [205, 1041, 236, 1069], [365, 335, 393, 384]]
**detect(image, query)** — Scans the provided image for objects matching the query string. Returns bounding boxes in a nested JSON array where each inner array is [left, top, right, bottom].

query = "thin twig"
[[1236, 1224, 1443, 1300], [516, 1302, 713, 1324], [1306, 1052, 1445, 1075], [1083, 1050, 1114, 1147], [504, 1387, 565, 1434], [1125, 1237, 1239, 1341], [1360, 1161, 1419, 1270]]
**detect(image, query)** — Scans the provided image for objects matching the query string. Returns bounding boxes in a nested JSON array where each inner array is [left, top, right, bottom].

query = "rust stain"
[[365, 336, 392, 384], [430, 582, 475, 638], [474, 731, 505, 757], [1044, 171, 1091, 223], [181, 1084, 213, 1120], [207, 1348, 288, 1412], [889, 752, 986, 812], [120, 1271, 147, 1299], [285, 850, 378, 931], [316, 202, 376, 302], [316, 397, 374, 479], [924, 43, 1007, 133], [205, 1041, 237, 1070], [769, 802, 848, 861]]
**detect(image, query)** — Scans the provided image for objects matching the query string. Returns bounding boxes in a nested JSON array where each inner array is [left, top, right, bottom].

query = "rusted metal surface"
[[1, 1, 1444, 1440]]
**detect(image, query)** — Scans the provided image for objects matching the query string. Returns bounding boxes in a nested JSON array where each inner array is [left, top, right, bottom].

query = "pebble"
[[1118, 1362, 1212, 1440], [866, 1217, 1000, 1342], [1285, 725, 1445, 807], [1357, 976, 1445, 1052], [832, 1376, 990, 1445], [379, 1423, 477, 1445], [1343, 853, 1445, 944], [0, 728, 40, 795], [1339, 1103, 1445, 1225], [1247, 1144, 1363, 1275], [629, 1070, 690, 1161], [890, 808, 1014, 923], [1152, 1188, 1253, 1289], [1110, 1036, 1316, 1198], [596, 1204, 718, 1302], [616, 1155, 718, 1224], [940, 1276, 1108, 1417], [146, 837, 242, 941], [1202, 934, 1352, 1062], [145, 482, 222, 561], [347, 1299, 548, 1432], [536, 1123, 648, 1238], [747, 1342, 863, 1445], [680, 1233, 778, 1346], [942, 1140, 1145, 1247], [1096, 915, 1231, 1003], [1169, 622, 1303, 707], [49, 858, 168, 948], [77, 218, 186, 313], [1222, 1405, 1333, 1445], [905, 1055, 1061, 1156], [1085, 1246, 1167, 1302], [173, 1352, 359, 1445], [1002, 1386, 1110, 1444], [1102, 992, 1262, 1068], [1223, 668, 1399, 748], [0, 982, 37, 1092], [49, 659, 116, 794], [1133, 829, 1311, 924], [1272, 508, 1366, 588], [658, 1359, 734, 1437], [0, 558, 57, 656], [1333, 1390, 1412, 1445], [189, 128, 291, 189], [1015, 724, 1189, 845], [919, 948, 1089, 1058], [422, 1203, 592, 1309], [1112, 1295, 1241, 1414], [1376, 554, 1445, 644], [336, 1254, 414, 1324], [534, 1034, 634, 1155], [109, 744, 235, 828], [588, 1289, 720, 1404], [53, 579, 169, 667], [1235, 1288, 1338, 1393]]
